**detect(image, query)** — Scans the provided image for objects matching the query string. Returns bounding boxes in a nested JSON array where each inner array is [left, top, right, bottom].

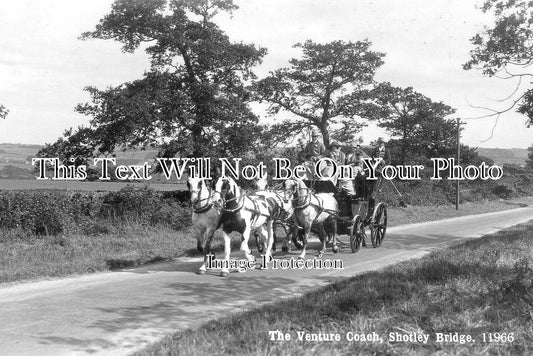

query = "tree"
[[0, 105, 8, 120], [367, 82, 456, 164], [464, 0, 533, 127], [254, 40, 385, 148], [36, 127, 97, 166], [527, 144, 533, 169], [40, 0, 268, 163]]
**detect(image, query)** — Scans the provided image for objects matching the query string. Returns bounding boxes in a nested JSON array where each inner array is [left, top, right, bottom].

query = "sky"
[[0, 0, 532, 149]]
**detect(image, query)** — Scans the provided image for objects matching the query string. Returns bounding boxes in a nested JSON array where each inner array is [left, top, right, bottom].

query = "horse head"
[[213, 177, 240, 209], [283, 178, 309, 207], [283, 178, 298, 203], [254, 172, 268, 191], [187, 177, 202, 205], [187, 177, 213, 208]]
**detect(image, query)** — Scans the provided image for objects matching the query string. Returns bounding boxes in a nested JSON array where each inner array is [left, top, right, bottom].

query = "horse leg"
[[331, 217, 339, 253], [298, 225, 310, 260], [221, 231, 231, 277], [195, 222, 205, 252], [281, 224, 291, 253], [254, 229, 264, 253], [199, 224, 218, 274], [283, 225, 297, 253], [240, 225, 255, 263], [317, 223, 327, 258], [198, 227, 209, 274], [197, 238, 204, 252], [264, 221, 274, 260]]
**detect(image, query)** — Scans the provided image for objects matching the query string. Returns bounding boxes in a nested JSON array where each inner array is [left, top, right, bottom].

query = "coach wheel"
[[370, 203, 387, 248], [350, 215, 364, 253]]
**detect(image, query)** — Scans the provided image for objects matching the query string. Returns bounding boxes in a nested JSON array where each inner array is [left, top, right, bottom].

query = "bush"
[[378, 180, 450, 207], [0, 186, 191, 236], [0, 190, 75, 235], [100, 186, 163, 221], [100, 186, 190, 228], [491, 184, 514, 199]]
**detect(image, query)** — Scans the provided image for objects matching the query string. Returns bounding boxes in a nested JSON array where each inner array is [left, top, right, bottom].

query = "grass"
[[0, 223, 197, 284], [135, 221, 533, 356]]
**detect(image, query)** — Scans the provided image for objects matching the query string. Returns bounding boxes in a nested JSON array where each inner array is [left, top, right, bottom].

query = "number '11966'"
[[482, 333, 514, 343]]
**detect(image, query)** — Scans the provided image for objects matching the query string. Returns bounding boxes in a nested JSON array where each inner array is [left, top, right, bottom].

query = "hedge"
[[0, 186, 191, 236]]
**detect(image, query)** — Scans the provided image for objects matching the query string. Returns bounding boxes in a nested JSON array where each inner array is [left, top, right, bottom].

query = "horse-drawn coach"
[[186, 157, 389, 277], [283, 168, 388, 257]]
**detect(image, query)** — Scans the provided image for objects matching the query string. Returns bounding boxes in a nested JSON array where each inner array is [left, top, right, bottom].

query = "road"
[[0, 206, 532, 356]]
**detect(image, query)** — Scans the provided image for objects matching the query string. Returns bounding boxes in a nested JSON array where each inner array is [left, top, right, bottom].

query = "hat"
[[376, 137, 385, 144], [330, 141, 340, 149], [311, 128, 320, 137]]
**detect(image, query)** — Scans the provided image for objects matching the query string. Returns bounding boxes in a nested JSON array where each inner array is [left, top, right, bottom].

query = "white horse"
[[212, 177, 278, 277], [186, 177, 220, 274], [252, 174, 293, 253], [283, 178, 338, 259]]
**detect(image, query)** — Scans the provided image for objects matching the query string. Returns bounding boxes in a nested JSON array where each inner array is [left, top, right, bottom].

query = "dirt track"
[[1, 206, 532, 356]]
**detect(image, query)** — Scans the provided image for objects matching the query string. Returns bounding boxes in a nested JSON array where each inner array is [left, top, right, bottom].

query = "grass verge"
[[0, 223, 196, 284], [135, 221, 533, 356]]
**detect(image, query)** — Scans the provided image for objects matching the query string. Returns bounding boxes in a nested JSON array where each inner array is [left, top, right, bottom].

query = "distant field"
[[0, 143, 161, 179], [478, 147, 528, 166], [0, 178, 185, 191]]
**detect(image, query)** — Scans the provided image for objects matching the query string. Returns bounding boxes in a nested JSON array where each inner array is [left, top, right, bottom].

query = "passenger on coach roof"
[[303, 128, 326, 163], [372, 137, 391, 165], [327, 141, 345, 165], [329, 140, 356, 195], [352, 149, 367, 199], [346, 141, 369, 166], [296, 137, 307, 164]]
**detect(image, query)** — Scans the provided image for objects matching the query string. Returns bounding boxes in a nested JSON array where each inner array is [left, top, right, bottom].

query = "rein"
[[217, 185, 287, 223], [257, 190, 291, 222], [214, 181, 246, 213], [220, 194, 245, 213], [190, 186, 214, 214], [288, 181, 338, 227], [291, 186, 313, 210]]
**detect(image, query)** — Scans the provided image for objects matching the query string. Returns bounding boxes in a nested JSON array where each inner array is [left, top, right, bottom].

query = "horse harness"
[[189, 187, 213, 214], [291, 186, 338, 227], [219, 190, 286, 227]]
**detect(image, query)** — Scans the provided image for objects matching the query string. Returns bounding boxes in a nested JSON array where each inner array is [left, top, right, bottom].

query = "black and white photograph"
[[1, 0, 532, 355]]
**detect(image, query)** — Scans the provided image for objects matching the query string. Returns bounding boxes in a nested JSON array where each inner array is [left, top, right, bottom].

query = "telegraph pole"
[[456, 118, 465, 210]]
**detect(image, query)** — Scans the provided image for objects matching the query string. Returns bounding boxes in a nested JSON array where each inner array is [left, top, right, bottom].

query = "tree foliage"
[[36, 127, 96, 166], [0, 105, 8, 120], [527, 144, 533, 169], [367, 82, 456, 164], [40, 0, 268, 162], [254, 40, 385, 147], [464, 0, 533, 127]]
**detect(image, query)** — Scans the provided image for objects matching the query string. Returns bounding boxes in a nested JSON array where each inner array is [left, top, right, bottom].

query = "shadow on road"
[[36, 271, 336, 353]]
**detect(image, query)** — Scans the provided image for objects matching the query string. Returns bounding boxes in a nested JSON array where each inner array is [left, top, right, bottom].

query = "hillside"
[[0, 143, 161, 180], [477, 147, 528, 166]]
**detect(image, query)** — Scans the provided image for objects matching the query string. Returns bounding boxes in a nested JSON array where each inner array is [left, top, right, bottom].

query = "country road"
[[1, 206, 532, 356]]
